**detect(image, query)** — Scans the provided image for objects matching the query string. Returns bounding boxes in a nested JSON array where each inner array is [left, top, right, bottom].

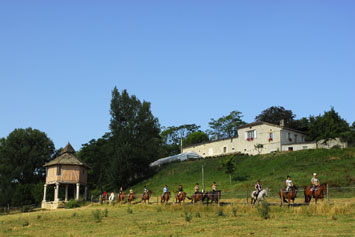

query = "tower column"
[[65, 184, 69, 202], [55, 182, 60, 201], [42, 184, 47, 202], [76, 183, 80, 200]]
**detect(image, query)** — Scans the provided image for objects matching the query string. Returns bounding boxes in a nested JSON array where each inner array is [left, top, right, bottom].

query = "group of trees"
[[1, 86, 354, 207]]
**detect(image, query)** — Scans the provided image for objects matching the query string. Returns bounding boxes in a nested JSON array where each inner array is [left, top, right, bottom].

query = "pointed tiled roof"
[[43, 143, 90, 168]]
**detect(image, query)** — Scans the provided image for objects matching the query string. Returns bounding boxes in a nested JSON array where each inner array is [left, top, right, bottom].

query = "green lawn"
[[1, 200, 354, 236], [131, 148, 355, 199]]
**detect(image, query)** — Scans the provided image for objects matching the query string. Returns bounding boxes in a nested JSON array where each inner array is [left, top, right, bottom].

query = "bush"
[[232, 207, 237, 217], [195, 212, 201, 218], [103, 208, 108, 217], [217, 209, 224, 216], [184, 211, 193, 222], [22, 205, 34, 213], [156, 207, 162, 212], [127, 208, 133, 214], [92, 209, 103, 223], [65, 200, 81, 209], [257, 201, 270, 219], [21, 220, 29, 226]]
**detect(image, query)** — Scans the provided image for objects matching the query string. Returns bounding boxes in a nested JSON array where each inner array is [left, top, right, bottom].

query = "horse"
[[108, 192, 115, 204], [187, 192, 204, 204], [279, 186, 298, 206], [203, 190, 221, 205], [251, 189, 268, 204], [117, 192, 125, 202], [128, 193, 135, 203], [304, 183, 327, 203], [175, 192, 187, 204], [161, 192, 170, 204], [142, 190, 152, 204]]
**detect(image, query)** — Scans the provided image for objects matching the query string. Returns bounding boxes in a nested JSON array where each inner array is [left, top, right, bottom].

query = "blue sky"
[[1, 1, 354, 150]]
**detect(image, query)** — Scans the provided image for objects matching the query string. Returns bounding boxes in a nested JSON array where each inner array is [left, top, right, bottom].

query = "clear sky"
[[1, 1, 354, 150]]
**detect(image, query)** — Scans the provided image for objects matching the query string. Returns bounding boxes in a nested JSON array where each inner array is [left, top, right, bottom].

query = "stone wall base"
[[41, 201, 65, 209]]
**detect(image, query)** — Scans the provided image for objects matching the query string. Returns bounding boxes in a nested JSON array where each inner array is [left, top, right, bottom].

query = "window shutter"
[[254, 130, 257, 139], [245, 132, 248, 140]]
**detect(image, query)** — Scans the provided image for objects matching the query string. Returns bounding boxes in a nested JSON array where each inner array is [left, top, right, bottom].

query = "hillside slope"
[[131, 148, 355, 197]]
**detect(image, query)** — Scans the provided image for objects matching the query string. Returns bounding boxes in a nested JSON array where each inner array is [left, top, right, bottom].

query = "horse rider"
[[162, 185, 168, 199], [212, 181, 217, 196], [119, 186, 123, 194], [311, 173, 320, 197], [143, 185, 148, 197], [254, 180, 262, 198], [194, 183, 200, 194], [285, 175, 293, 193], [178, 184, 183, 198], [129, 188, 134, 195]]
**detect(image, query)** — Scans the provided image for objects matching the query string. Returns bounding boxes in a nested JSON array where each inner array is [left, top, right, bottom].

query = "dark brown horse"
[[187, 192, 204, 203], [175, 192, 186, 204], [161, 192, 170, 204], [117, 192, 125, 202], [203, 190, 221, 205], [128, 193, 135, 203], [142, 190, 152, 204], [304, 184, 327, 203], [279, 186, 298, 206]]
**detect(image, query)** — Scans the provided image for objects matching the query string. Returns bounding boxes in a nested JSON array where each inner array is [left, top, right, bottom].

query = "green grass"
[[131, 148, 355, 198], [0, 200, 354, 236]]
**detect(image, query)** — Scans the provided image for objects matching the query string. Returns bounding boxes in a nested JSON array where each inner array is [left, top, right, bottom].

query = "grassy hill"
[[131, 148, 355, 197]]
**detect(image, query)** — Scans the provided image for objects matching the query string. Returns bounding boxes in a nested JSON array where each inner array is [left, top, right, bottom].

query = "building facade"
[[182, 121, 347, 157]]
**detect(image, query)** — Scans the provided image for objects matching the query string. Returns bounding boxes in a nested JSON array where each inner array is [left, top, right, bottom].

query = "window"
[[223, 147, 227, 153], [269, 133, 273, 139], [294, 134, 298, 142], [246, 130, 255, 141], [302, 146, 308, 149], [57, 165, 61, 176], [288, 132, 291, 139], [288, 147, 293, 151]]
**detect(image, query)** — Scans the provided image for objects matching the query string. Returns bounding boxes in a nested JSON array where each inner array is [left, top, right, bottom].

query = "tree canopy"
[[183, 131, 209, 147], [255, 106, 295, 126], [208, 110, 246, 139]]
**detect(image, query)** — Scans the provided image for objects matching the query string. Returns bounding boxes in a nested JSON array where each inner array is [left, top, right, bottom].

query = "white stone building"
[[182, 121, 347, 157]]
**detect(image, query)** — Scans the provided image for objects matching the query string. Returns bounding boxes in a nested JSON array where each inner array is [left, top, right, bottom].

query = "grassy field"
[[130, 148, 355, 199], [1, 199, 354, 236]]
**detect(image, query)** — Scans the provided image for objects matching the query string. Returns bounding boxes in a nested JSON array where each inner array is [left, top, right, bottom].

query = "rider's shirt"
[[255, 184, 261, 191], [286, 179, 292, 187], [144, 188, 148, 193], [212, 184, 217, 191], [178, 187, 183, 192], [311, 177, 319, 186], [163, 187, 168, 193]]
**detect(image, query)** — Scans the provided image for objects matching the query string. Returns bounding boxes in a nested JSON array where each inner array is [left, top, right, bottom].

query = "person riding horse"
[[143, 186, 148, 198], [162, 185, 168, 200], [285, 176, 293, 193], [311, 173, 320, 198], [212, 182, 217, 196], [177, 185, 183, 198], [254, 180, 261, 198]]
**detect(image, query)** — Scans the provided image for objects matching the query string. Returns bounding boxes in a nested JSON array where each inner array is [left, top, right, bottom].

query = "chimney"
[[280, 119, 285, 127]]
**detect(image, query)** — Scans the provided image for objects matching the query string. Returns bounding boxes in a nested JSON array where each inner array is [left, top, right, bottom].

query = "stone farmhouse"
[[182, 121, 347, 157]]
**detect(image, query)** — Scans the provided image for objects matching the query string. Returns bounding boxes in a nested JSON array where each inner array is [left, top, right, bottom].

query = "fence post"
[[157, 196, 158, 205], [246, 189, 248, 204], [280, 189, 283, 206], [327, 184, 329, 202], [218, 192, 220, 207]]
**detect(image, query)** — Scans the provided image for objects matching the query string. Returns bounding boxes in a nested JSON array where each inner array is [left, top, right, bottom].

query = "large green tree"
[[109, 87, 161, 189], [255, 106, 295, 126], [183, 131, 209, 147], [308, 107, 350, 143], [0, 128, 55, 206], [208, 110, 246, 139]]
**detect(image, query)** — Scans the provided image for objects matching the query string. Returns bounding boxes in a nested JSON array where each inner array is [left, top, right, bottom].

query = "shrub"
[[195, 212, 201, 218], [103, 208, 108, 217], [72, 213, 77, 217], [21, 220, 29, 226], [184, 211, 193, 222], [257, 201, 270, 219], [156, 207, 162, 212], [127, 208, 133, 214], [65, 200, 81, 209], [92, 209, 103, 223], [232, 207, 237, 217], [218, 209, 224, 216], [22, 205, 34, 213], [36, 215, 41, 220]]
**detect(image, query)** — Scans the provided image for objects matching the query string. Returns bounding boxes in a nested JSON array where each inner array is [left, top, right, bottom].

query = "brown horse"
[[128, 193, 135, 203], [175, 192, 186, 204], [304, 184, 326, 203], [117, 192, 125, 202], [187, 192, 204, 203], [203, 190, 221, 205], [142, 190, 152, 204], [161, 192, 171, 204], [279, 186, 298, 206]]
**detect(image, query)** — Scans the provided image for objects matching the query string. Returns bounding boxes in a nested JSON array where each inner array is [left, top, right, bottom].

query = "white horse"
[[251, 189, 268, 204]]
